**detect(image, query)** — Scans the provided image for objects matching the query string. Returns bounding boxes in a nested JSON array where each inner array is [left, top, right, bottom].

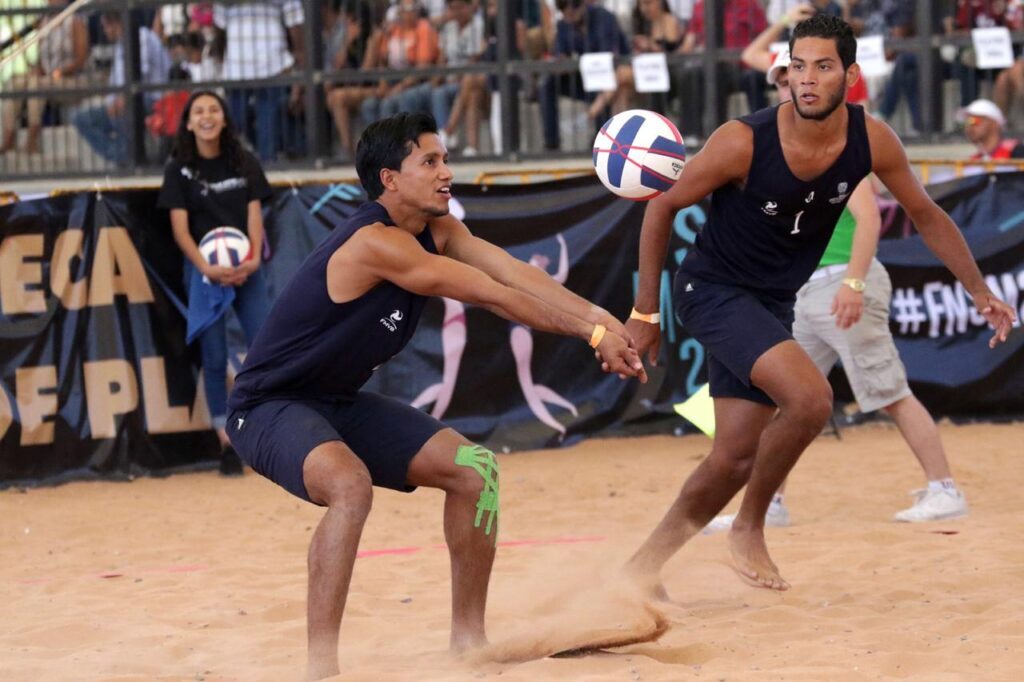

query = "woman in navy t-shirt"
[[157, 90, 273, 475]]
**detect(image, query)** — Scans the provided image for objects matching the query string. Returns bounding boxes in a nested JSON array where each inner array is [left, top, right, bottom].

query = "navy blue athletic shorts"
[[226, 392, 446, 504], [674, 272, 795, 406]]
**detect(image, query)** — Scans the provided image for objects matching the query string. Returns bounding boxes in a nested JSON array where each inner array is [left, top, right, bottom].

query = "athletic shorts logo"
[[762, 200, 779, 216], [380, 309, 404, 332], [236, 417, 245, 430]]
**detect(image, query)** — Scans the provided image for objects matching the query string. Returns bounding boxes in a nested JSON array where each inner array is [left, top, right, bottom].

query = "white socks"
[[927, 478, 957, 493]]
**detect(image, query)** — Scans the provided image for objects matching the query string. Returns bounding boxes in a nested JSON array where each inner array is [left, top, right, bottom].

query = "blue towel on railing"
[[185, 263, 235, 345]]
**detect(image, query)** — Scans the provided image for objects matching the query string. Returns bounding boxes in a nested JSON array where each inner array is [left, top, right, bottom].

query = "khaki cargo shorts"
[[793, 258, 911, 413]]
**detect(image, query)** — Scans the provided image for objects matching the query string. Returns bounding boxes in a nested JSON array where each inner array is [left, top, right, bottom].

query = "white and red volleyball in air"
[[198, 227, 251, 267], [593, 109, 686, 200]]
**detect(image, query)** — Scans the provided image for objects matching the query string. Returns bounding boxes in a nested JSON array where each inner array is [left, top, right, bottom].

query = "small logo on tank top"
[[829, 181, 850, 204], [762, 200, 779, 216], [804, 191, 814, 203], [380, 309, 404, 332]]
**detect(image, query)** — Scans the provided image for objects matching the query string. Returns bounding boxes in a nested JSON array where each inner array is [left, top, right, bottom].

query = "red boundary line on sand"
[[357, 535, 606, 558], [13, 537, 607, 585]]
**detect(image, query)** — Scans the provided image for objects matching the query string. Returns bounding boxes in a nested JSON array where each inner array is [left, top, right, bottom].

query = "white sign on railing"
[[856, 35, 888, 77], [580, 52, 617, 92], [972, 27, 1015, 70], [631, 53, 670, 93]]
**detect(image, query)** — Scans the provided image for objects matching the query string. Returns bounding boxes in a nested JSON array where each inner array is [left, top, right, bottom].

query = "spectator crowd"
[[2, 0, 1024, 167]]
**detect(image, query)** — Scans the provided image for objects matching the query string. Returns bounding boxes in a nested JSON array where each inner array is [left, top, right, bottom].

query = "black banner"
[[874, 172, 1024, 415], [1, 173, 1022, 485]]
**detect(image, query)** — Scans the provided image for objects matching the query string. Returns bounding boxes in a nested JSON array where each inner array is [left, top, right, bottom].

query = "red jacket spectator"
[[955, 0, 1010, 29], [688, 0, 767, 49]]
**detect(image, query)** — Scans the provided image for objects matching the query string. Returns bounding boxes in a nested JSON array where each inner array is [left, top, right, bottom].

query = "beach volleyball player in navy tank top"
[[619, 15, 1015, 596], [225, 113, 645, 679]]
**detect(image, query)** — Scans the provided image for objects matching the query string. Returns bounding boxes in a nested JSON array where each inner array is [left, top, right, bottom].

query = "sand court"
[[4, 421, 1024, 681]]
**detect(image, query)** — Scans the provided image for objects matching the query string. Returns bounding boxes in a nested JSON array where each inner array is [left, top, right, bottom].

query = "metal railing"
[[0, 1, 1021, 180]]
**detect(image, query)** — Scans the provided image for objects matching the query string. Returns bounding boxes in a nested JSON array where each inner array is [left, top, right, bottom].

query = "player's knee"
[[710, 448, 757, 484], [794, 387, 833, 432], [453, 444, 500, 538], [450, 444, 498, 496], [325, 474, 373, 521], [449, 463, 487, 498], [308, 457, 373, 519]]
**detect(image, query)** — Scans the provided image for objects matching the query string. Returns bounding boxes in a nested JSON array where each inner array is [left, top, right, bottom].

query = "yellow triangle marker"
[[673, 383, 715, 438]]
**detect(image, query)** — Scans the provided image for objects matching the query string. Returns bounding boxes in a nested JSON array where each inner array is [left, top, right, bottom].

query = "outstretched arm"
[[832, 178, 880, 329], [629, 120, 753, 364], [435, 215, 630, 339], [741, 3, 815, 72], [868, 117, 1017, 346], [339, 224, 647, 380]]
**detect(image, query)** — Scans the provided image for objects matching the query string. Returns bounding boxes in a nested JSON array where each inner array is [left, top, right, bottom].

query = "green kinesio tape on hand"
[[455, 444, 499, 540]]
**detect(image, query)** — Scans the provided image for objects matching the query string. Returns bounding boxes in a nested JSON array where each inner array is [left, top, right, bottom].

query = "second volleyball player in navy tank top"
[[621, 15, 1014, 597]]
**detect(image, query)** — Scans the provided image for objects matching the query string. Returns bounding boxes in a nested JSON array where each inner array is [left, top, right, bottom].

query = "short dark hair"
[[356, 113, 439, 200], [789, 13, 856, 71], [555, 0, 584, 12]]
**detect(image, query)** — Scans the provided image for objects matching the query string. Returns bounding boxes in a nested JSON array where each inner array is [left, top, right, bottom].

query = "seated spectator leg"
[[361, 94, 382, 125], [994, 58, 1024, 116], [1, 96, 21, 152], [740, 66, 766, 113], [612, 64, 634, 115], [879, 67, 899, 121], [954, 55, 978, 106], [675, 64, 704, 137], [718, 62, 740, 122], [253, 86, 287, 162], [72, 104, 119, 163], [431, 81, 461, 137], [227, 88, 252, 149], [110, 112, 129, 166], [461, 74, 487, 152], [538, 73, 561, 151], [26, 92, 44, 154], [380, 91, 403, 119], [327, 86, 360, 157], [400, 83, 433, 116], [902, 54, 923, 131]]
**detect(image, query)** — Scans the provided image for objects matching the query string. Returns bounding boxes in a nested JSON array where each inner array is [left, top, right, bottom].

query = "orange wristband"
[[589, 324, 606, 349], [630, 307, 661, 324]]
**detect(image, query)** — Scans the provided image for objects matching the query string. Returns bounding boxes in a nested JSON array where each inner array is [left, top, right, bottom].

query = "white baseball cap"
[[964, 99, 1006, 128], [767, 47, 791, 86]]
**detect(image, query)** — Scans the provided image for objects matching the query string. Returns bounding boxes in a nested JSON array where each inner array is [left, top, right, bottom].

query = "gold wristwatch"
[[841, 277, 866, 293]]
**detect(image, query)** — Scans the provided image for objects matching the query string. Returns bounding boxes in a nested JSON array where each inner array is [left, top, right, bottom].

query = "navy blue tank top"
[[679, 103, 872, 299], [228, 202, 437, 410]]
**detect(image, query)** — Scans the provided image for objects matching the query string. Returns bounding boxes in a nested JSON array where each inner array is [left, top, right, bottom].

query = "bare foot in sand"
[[621, 563, 671, 602], [728, 526, 789, 590], [305, 657, 339, 681], [451, 631, 488, 654]]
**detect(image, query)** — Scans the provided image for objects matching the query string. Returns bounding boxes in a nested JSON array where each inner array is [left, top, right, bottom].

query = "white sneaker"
[[462, 145, 478, 157], [702, 502, 791, 535], [892, 488, 968, 522]]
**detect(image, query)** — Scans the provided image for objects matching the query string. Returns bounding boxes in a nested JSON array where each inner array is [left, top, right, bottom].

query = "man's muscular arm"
[[432, 215, 629, 339], [867, 116, 1016, 346], [338, 225, 647, 379]]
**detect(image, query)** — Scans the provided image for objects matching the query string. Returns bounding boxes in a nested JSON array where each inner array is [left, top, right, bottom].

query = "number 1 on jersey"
[[791, 210, 804, 235]]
